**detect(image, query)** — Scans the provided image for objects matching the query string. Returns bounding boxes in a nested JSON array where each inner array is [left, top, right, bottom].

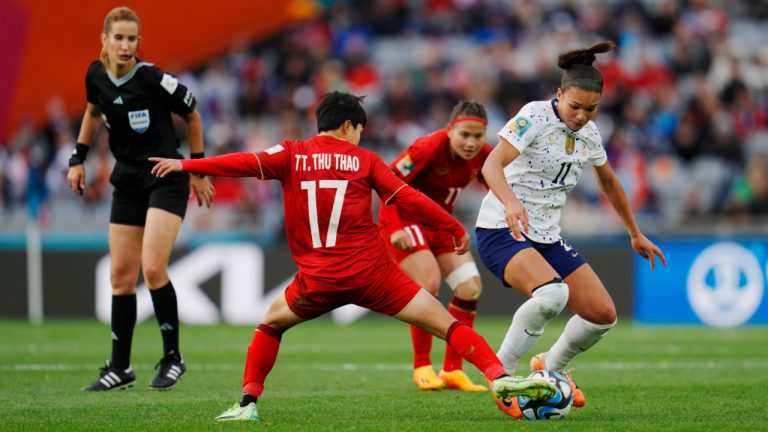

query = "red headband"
[[450, 117, 487, 126]]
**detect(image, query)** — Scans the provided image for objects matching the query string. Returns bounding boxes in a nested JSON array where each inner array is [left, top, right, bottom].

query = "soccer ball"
[[518, 370, 573, 420]]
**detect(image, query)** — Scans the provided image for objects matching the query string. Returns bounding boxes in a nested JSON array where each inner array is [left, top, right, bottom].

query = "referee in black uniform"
[[67, 6, 215, 391]]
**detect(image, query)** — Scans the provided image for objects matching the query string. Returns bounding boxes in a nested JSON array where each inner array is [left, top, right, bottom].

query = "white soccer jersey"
[[476, 100, 607, 243]]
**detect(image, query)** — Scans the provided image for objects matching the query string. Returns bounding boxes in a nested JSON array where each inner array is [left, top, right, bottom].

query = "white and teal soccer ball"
[[518, 370, 573, 420]]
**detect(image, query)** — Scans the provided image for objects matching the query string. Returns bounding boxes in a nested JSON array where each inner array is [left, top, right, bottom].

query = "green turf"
[[0, 317, 766, 431]]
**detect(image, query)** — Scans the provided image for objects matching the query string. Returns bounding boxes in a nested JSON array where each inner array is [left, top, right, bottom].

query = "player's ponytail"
[[558, 41, 615, 93]]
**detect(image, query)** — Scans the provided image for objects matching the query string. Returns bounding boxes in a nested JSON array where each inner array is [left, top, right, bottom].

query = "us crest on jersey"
[[128, 109, 150, 133], [565, 135, 575, 155]]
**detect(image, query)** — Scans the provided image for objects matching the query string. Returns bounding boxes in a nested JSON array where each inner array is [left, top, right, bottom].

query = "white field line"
[[2, 360, 768, 372]]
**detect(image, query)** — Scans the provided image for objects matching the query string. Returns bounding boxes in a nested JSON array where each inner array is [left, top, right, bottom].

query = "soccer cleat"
[[530, 352, 586, 407], [413, 365, 445, 390], [489, 375, 556, 418], [438, 369, 488, 392], [529, 352, 546, 372], [492, 375, 557, 401], [215, 402, 259, 421], [149, 354, 186, 389], [82, 360, 136, 391], [490, 391, 523, 418]]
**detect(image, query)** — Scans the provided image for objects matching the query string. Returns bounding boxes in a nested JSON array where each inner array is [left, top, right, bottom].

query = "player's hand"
[[67, 164, 86, 196], [503, 198, 529, 240], [390, 229, 415, 251], [453, 233, 471, 255], [149, 157, 183, 178], [189, 175, 215, 208], [631, 233, 667, 270]]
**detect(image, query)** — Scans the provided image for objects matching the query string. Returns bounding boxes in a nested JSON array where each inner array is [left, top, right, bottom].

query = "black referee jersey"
[[85, 60, 197, 167]]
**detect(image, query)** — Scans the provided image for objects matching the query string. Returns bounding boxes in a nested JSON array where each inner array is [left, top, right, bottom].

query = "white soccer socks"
[[545, 314, 616, 371], [496, 279, 569, 374]]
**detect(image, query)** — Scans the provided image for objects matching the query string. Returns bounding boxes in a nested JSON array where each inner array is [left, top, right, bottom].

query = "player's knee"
[[110, 270, 137, 294], [588, 305, 617, 326], [531, 278, 569, 319], [142, 266, 169, 289], [413, 269, 441, 296], [453, 281, 482, 301], [445, 262, 481, 295]]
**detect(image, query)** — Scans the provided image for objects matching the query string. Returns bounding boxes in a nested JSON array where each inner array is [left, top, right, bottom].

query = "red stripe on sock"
[[257, 323, 283, 341], [449, 296, 478, 313]]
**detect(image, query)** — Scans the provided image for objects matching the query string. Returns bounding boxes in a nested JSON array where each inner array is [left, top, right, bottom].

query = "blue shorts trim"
[[476, 228, 587, 287]]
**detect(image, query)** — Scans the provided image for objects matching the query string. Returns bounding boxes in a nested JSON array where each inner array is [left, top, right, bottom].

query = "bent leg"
[[496, 249, 568, 374], [545, 264, 617, 371], [436, 253, 482, 383], [242, 290, 307, 398], [400, 251, 442, 372], [394, 289, 506, 381]]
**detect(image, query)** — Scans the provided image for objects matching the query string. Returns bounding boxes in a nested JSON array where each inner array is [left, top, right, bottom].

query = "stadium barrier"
[[1, 237, 632, 323]]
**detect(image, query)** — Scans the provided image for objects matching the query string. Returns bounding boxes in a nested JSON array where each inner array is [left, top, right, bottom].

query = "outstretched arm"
[[150, 152, 263, 178], [593, 162, 667, 269]]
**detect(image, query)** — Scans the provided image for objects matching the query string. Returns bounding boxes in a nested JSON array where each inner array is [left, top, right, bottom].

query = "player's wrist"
[[189, 152, 205, 177], [68, 143, 90, 167]]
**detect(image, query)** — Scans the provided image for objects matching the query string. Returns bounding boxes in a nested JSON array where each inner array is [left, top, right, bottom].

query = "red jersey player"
[[150, 92, 555, 421], [379, 101, 492, 392]]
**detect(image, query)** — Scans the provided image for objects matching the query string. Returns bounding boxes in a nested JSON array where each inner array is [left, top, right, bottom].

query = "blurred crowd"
[[2, 0, 768, 242]]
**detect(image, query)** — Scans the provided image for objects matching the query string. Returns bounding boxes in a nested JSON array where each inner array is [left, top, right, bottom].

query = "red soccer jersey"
[[379, 129, 492, 229], [181, 135, 467, 282]]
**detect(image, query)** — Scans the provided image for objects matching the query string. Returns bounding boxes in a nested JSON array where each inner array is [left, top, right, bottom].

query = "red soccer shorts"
[[380, 222, 456, 264], [284, 259, 422, 319]]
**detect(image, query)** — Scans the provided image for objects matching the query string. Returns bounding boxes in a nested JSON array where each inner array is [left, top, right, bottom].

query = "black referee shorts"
[[109, 162, 190, 226]]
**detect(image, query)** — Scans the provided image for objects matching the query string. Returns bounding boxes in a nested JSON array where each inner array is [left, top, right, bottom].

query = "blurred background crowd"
[[2, 0, 767, 244]]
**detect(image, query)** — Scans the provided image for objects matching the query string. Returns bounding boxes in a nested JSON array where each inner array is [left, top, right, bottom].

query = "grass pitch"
[[0, 317, 766, 431]]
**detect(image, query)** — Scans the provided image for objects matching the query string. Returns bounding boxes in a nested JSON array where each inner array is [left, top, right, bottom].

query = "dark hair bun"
[[557, 41, 616, 69]]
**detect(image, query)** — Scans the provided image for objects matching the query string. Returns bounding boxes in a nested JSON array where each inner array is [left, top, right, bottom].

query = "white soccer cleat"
[[492, 375, 557, 401], [215, 402, 259, 421]]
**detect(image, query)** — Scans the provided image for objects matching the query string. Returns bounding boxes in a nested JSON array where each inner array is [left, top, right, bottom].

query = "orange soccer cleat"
[[530, 352, 586, 408], [438, 369, 488, 392], [489, 375, 556, 419], [490, 390, 523, 418], [413, 365, 445, 390]]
